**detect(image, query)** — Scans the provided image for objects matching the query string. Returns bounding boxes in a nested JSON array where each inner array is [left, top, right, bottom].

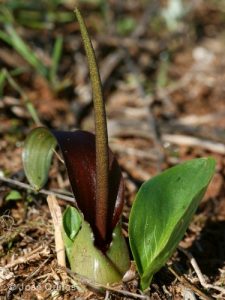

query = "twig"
[[103, 285, 149, 300], [174, 112, 225, 126], [110, 142, 158, 160], [47, 195, 66, 267], [104, 290, 110, 300], [53, 149, 65, 164], [162, 134, 225, 154], [183, 288, 197, 300], [66, 267, 150, 300], [5, 257, 50, 299], [25, 257, 50, 281], [179, 247, 225, 296], [168, 266, 213, 300], [5, 245, 50, 268], [0, 175, 76, 204]]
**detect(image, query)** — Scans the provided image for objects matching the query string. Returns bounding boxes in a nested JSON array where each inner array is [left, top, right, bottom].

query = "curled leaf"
[[22, 127, 124, 251], [62, 206, 82, 262], [5, 190, 22, 202], [63, 206, 82, 242], [22, 127, 57, 190], [62, 206, 130, 285], [52, 129, 124, 251]]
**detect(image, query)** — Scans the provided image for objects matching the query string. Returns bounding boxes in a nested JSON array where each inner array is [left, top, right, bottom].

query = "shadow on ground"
[[189, 219, 225, 278]]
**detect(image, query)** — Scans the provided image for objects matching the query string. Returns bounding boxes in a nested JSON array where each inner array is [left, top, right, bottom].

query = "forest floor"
[[0, 1, 225, 299]]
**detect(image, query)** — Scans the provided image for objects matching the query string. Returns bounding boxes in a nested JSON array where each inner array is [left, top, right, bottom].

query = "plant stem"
[[75, 8, 109, 243]]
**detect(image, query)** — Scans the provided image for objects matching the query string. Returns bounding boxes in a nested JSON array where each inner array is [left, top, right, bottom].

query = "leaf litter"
[[0, 0, 225, 299]]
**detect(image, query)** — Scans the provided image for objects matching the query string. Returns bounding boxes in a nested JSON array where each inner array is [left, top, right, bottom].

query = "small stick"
[[53, 149, 65, 164], [0, 175, 76, 204], [168, 266, 213, 300], [104, 290, 110, 300], [162, 134, 225, 154], [66, 267, 150, 300], [110, 143, 158, 160], [5, 257, 50, 298], [183, 288, 197, 300], [5, 245, 49, 268], [179, 247, 225, 296], [24, 257, 50, 281], [47, 195, 66, 267], [103, 285, 150, 300], [175, 112, 225, 126]]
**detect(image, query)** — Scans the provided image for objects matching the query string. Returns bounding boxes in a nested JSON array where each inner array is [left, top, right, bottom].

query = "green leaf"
[[65, 217, 130, 285], [5, 190, 22, 201], [22, 127, 57, 190], [49, 35, 63, 85], [129, 157, 215, 290], [116, 17, 136, 35], [62, 206, 82, 263], [63, 206, 82, 241], [62, 207, 130, 285]]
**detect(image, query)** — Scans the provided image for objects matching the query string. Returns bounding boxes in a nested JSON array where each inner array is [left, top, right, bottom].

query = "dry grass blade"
[[47, 195, 66, 267]]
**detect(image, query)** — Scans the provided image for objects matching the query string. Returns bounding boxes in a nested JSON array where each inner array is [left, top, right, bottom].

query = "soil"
[[0, 1, 225, 299]]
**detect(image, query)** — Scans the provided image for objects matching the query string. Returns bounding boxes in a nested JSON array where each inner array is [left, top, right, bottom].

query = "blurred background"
[[0, 0, 225, 298], [1, 0, 225, 191]]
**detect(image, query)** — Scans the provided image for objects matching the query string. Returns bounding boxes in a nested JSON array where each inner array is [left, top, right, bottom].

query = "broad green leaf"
[[22, 127, 57, 190], [129, 157, 215, 290], [5, 190, 22, 201], [63, 206, 82, 241]]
